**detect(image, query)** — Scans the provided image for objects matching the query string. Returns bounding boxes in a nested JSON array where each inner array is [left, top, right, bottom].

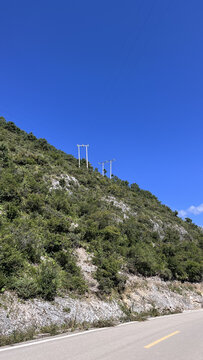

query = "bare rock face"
[[0, 276, 202, 336], [150, 218, 189, 241], [49, 174, 80, 192], [123, 275, 203, 313], [75, 248, 99, 293], [103, 196, 137, 219], [0, 292, 123, 336]]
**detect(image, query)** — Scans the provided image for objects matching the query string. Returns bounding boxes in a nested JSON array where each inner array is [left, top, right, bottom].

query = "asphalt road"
[[0, 309, 202, 360]]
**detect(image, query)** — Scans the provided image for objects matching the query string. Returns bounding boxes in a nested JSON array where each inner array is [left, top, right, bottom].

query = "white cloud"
[[188, 204, 203, 215], [179, 203, 203, 218], [178, 210, 187, 217]]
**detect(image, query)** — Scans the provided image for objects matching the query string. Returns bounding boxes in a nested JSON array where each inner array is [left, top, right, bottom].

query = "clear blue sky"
[[1, 0, 203, 226]]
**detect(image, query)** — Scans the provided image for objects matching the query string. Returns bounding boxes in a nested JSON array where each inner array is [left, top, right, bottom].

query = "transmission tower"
[[77, 144, 89, 169], [98, 160, 108, 176], [108, 159, 116, 179], [98, 159, 116, 178]]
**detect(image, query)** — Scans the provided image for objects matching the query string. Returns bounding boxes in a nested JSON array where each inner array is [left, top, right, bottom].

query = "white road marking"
[[0, 327, 108, 353], [0, 309, 202, 353]]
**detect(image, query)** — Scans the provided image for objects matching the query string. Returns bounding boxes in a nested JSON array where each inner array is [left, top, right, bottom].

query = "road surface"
[[0, 309, 202, 360]]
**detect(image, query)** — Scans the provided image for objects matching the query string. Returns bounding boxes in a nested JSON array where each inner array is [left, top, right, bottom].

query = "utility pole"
[[109, 159, 115, 179], [77, 144, 89, 169], [85, 145, 89, 169], [98, 159, 115, 178], [98, 160, 108, 176], [77, 144, 81, 168]]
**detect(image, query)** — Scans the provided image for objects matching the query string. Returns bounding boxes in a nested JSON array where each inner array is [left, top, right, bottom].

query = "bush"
[[37, 260, 59, 301], [127, 243, 160, 277], [95, 256, 125, 294], [25, 194, 43, 213], [0, 237, 24, 276], [6, 203, 19, 220], [62, 274, 87, 294], [4, 121, 20, 133], [0, 171, 20, 202], [48, 216, 70, 233], [186, 261, 202, 282], [13, 276, 38, 299], [0, 144, 9, 167], [10, 225, 43, 263], [0, 271, 7, 290]]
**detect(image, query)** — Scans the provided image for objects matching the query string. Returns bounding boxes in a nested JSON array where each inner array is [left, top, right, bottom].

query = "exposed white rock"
[[0, 277, 202, 336], [172, 224, 188, 239], [75, 248, 98, 293], [70, 222, 79, 230], [150, 219, 165, 239], [123, 275, 202, 313], [103, 196, 136, 219], [0, 292, 122, 336], [150, 218, 189, 240], [49, 174, 79, 192]]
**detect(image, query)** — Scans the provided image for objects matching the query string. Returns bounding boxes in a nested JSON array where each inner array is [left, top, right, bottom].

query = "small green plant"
[[63, 307, 71, 313], [0, 328, 36, 347], [92, 319, 117, 328]]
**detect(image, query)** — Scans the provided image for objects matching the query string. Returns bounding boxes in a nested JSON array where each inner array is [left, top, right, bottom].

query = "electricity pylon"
[[98, 159, 115, 178], [98, 160, 108, 176], [108, 159, 116, 179], [77, 144, 89, 169]]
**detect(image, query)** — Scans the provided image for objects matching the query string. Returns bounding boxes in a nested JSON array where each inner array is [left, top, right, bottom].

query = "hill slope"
[[0, 117, 202, 303]]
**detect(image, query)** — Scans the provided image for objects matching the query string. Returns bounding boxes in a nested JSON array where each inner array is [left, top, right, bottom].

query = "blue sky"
[[0, 0, 203, 226]]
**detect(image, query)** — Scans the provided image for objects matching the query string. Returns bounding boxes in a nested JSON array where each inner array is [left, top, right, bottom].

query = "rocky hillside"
[[0, 117, 202, 342], [0, 117, 202, 295]]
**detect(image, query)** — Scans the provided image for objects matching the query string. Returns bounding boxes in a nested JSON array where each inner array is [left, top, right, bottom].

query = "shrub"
[[62, 274, 87, 294], [0, 237, 24, 276], [25, 194, 43, 213], [13, 276, 38, 299], [4, 121, 21, 133], [0, 271, 7, 290], [6, 203, 19, 220], [0, 144, 9, 167], [48, 216, 70, 233], [0, 171, 20, 202], [37, 260, 59, 301], [186, 261, 202, 282], [94, 256, 125, 294], [127, 243, 160, 277]]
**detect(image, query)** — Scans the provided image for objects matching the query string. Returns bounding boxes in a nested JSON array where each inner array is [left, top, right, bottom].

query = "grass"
[[168, 284, 184, 295], [119, 302, 182, 323], [63, 307, 71, 313], [0, 318, 117, 347], [0, 328, 36, 347]]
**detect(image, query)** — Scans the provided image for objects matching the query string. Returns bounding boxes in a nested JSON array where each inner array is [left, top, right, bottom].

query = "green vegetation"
[[119, 302, 182, 322], [0, 117, 202, 300]]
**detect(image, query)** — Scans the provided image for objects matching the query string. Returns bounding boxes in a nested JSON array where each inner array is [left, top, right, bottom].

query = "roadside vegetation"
[[0, 306, 182, 347], [0, 117, 202, 301]]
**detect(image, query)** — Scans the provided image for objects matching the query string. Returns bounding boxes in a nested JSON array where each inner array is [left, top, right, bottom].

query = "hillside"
[[0, 117, 202, 305]]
